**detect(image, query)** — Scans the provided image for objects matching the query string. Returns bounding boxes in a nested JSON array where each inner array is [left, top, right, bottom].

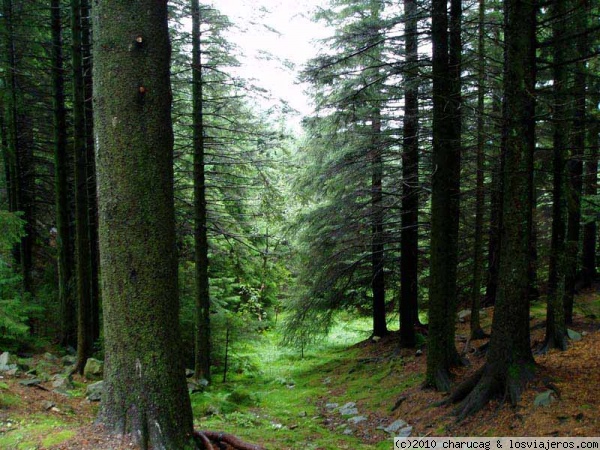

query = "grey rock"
[[339, 402, 357, 416], [51, 374, 74, 392], [343, 428, 353, 435], [86, 380, 104, 402], [348, 415, 367, 424], [198, 378, 209, 387], [398, 426, 413, 437], [0, 352, 18, 372], [19, 378, 42, 386], [383, 419, 408, 434], [42, 400, 55, 410], [43, 352, 59, 362], [4, 368, 19, 376], [61, 355, 77, 367], [298, 411, 307, 417], [83, 358, 103, 380], [534, 390, 556, 407], [415, 349, 423, 357], [325, 402, 339, 410], [185, 369, 194, 378]]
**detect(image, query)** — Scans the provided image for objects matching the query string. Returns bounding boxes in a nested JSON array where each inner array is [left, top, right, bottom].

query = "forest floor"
[[0, 288, 598, 449]]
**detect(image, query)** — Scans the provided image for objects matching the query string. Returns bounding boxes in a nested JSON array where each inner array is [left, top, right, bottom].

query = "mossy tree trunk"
[[400, 0, 419, 348], [544, 0, 569, 353], [449, 0, 537, 418], [92, 0, 197, 447], [52, 0, 76, 347], [426, 0, 462, 391], [192, 0, 211, 383]]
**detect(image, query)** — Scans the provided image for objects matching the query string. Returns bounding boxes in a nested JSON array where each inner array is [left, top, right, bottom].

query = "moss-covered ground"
[[0, 288, 598, 449]]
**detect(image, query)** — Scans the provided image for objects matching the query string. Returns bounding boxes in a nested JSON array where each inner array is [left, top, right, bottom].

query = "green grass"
[[191, 315, 418, 449], [0, 415, 73, 449]]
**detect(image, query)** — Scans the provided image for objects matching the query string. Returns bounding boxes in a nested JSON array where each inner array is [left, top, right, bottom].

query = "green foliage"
[[0, 211, 34, 350]]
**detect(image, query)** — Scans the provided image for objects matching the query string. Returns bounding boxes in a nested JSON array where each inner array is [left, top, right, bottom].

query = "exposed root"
[[194, 430, 266, 450], [424, 366, 453, 392], [437, 366, 485, 407], [453, 374, 498, 421]]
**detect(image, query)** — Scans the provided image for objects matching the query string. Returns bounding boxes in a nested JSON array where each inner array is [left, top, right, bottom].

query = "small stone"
[[51, 407, 61, 413], [298, 411, 307, 417], [185, 369, 194, 378], [322, 377, 332, 385], [42, 400, 55, 410], [398, 426, 413, 437], [348, 415, 367, 424], [383, 419, 408, 434], [52, 374, 74, 392], [339, 402, 358, 416], [372, 336, 381, 342], [43, 352, 59, 362], [86, 380, 104, 402], [61, 355, 77, 367], [343, 428, 353, 435], [415, 349, 423, 357], [325, 402, 339, 410], [19, 378, 42, 386], [83, 358, 103, 380]]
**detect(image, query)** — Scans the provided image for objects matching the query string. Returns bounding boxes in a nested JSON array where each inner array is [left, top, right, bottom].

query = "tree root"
[[194, 430, 266, 450]]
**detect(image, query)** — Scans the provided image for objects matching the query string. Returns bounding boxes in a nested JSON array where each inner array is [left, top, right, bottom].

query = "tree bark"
[[469, 0, 486, 340], [93, 0, 197, 447], [582, 121, 598, 288], [192, 0, 211, 383], [72, 0, 93, 374], [449, 0, 537, 418], [400, 0, 419, 348], [52, 0, 76, 347], [544, 0, 569, 352], [426, 0, 462, 391]]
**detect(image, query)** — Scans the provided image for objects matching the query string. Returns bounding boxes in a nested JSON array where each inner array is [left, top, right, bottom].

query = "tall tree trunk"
[[563, 0, 587, 324], [93, 0, 197, 447], [470, 0, 486, 340], [81, 0, 100, 344], [52, 0, 76, 347], [371, 106, 387, 337], [192, 0, 211, 383], [400, 0, 419, 348], [582, 121, 598, 288], [449, 0, 537, 418], [544, 0, 569, 352], [426, 0, 462, 391], [72, 0, 93, 373]]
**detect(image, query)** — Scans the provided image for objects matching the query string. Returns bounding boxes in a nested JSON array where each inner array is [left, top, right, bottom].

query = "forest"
[[0, 0, 599, 448]]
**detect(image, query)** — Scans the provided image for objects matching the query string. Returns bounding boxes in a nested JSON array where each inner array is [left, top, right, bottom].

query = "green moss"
[[0, 392, 21, 408], [42, 430, 76, 447]]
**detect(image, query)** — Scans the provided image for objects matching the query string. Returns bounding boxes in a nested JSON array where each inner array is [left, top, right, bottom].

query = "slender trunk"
[[192, 0, 211, 383], [564, 0, 587, 324], [82, 0, 100, 343], [93, 0, 196, 446], [371, 106, 387, 337], [544, 0, 569, 351], [470, 0, 486, 340], [582, 122, 598, 287], [72, 0, 93, 373], [400, 0, 419, 348], [52, 0, 76, 347]]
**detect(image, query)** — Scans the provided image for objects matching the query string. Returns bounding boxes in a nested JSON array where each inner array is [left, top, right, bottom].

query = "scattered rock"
[[4, 368, 19, 377], [383, 418, 408, 434], [185, 369, 194, 378], [51, 374, 74, 393], [325, 402, 339, 410], [339, 402, 358, 416], [298, 411, 307, 417], [322, 377, 332, 385], [343, 428, 353, 435], [567, 329, 582, 342], [42, 400, 55, 410], [43, 352, 59, 362], [372, 336, 381, 342], [19, 378, 42, 387], [398, 426, 413, 437], [61, 355, 77, 367], [415, 349, 423, 357], [83, 358, 104, 380], [534, 390, 556, 407], [0, 352, 18, 372], [86, 380, 104, 402], [347, 415, 367, 424]]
